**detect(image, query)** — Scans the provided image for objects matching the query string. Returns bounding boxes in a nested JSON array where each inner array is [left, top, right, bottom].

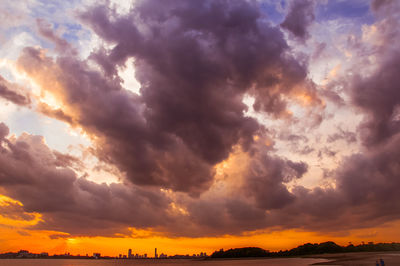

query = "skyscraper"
[[155, 248, 158, 258], [128, 249, 132, 258]]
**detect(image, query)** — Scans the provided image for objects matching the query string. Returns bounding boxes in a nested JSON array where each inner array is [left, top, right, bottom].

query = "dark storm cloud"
[[175, 142, 310, 236], [245, 151, 307, 210], [15, 0, 319, 196], [6, 0, 400, 238], [272, 0, 400, 231], [179, 196, 268, 236], [81, 0, 319, 116], [337, 135, 400, 210], [0, 75, 30, 106], [350, 0, 400, 147], [350, 29, 400, 146], [351, 52, 400, 146], [237, 140, 400, 232], [18, 46, 216, 196], [299, 134, 400, 231], [331, 0, 400, 225], [263, 0, 400, 232], [170, 145, 398, 235], [270, 186, 348, 231], [0, 119, 313, 237], [281, 0, 315, 40], [0, 123, 173, 236]]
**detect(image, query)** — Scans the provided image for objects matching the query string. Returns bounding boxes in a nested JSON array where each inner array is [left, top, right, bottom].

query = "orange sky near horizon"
[[2, 197, 400, 257]]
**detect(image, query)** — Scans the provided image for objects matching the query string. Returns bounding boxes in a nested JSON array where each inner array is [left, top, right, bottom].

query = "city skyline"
[[0, 0, 400, 256], [0, 247, 208, 259]]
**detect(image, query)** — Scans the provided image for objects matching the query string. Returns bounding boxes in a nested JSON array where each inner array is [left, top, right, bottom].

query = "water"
[[0, 258, 329, 266]]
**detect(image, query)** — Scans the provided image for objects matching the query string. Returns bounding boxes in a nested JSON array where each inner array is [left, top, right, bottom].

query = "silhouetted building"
[[128, 249, 132, 258], [155, 248, 158, 258]]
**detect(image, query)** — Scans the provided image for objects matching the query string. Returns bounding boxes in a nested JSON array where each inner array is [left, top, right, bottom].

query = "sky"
[[0, 0, 400, 257]]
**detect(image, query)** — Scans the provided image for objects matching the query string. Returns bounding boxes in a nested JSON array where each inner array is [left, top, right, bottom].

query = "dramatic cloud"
[[245, 151, 307, 210], [16, 46, 213, 196], [0, 123, 173, 236], [346, 0, 400, 147], [0, 0, 399, 241], [271, 0, 400, 233], [337, 135, 400, 214], [15, 0, 320, 197]]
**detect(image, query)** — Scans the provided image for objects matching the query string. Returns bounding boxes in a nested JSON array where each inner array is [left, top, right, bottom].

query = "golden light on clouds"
[[0, 56, 67, 115], [213, 146, 250, 186], [0, 194, 21, 206], [1, 0, 400, 258], [0, 195, 42, 227], [296, 93, 313, 105]]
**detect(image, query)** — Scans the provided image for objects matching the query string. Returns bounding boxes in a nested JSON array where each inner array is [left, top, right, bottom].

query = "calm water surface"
[[0, 258, 329, 266]]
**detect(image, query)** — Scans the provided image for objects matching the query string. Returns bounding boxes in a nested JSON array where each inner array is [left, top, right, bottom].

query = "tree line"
[[211, 241, 400, 258]]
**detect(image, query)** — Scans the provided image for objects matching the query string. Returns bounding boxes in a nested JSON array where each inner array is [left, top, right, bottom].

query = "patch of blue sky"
[[3, 25, 34, 39], [32, 0, 76, 18], [5, 107, 89, 152], [21, 1, 90, 53], [8, 29, 55, 56], [316, 0, 374, 25], [61, 23, 84, 44], [259, 0, 286, 25], [30, 0, 84, 31]]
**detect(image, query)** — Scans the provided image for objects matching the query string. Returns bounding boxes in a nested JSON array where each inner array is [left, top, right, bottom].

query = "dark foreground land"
[[211, 241, 400, 258], [310, 251, 400, 265], [210, 242, 400, 265]]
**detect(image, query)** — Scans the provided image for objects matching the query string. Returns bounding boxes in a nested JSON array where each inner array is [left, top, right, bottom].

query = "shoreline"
[[308, 251, 400, 265]]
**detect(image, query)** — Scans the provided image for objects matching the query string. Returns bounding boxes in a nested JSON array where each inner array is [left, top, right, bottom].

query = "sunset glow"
[[1, 0, 400, 258]]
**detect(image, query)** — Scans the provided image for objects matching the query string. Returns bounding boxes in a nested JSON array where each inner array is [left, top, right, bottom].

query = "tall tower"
[[128, 249, 132, 258], [155, 248, 158, 258]]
